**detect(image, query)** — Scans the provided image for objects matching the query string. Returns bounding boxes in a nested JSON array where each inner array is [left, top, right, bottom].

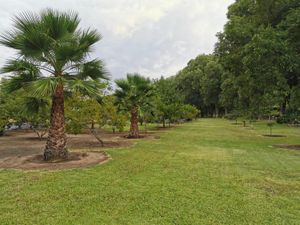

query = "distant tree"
[[138, 101, 156, 133], [65, 92, 106, 146], [180, 104, 200, 121], [219, 72, 238, 114], [1, 79, 51, 138], [175, 54, 224, 117], [215, 0, 300, 120], [0, 9, 108, 160], [100, 95, 128, 133], [115, 74, 153, 138], [22, 97, 50, 140], [154, 76, 183, 127], [200, 59, 223, 117]]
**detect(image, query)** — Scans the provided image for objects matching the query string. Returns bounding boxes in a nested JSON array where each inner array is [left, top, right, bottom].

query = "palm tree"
[[115, 74, 153, 138], [0, 9, 108, 160]]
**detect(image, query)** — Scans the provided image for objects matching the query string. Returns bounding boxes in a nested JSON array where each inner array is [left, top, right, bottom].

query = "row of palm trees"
[[0, 9, 152, 161]]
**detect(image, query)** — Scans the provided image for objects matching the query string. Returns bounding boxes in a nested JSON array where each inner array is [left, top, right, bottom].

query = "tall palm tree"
[[0, 9, 108, 160], [115, 74, 153, 138]]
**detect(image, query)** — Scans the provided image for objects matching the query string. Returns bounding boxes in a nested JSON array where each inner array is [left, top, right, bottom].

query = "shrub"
[[277, 110, 300, 124]]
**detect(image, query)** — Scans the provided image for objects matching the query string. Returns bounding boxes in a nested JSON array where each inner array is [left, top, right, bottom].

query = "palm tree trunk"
[[129, 107, 139, 138], [44, 84, 68, 160]]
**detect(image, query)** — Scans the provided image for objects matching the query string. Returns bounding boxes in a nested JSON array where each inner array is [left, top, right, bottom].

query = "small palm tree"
[[115, 74, 153, 138], [0, 9, 108, 160]]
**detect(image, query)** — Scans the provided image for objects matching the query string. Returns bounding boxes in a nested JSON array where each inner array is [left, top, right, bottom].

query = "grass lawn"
[[0, 119, 299, 225]]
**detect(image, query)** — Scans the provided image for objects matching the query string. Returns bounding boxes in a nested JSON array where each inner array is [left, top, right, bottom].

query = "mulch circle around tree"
[[0, 152, 110, 170], [122, 134, 160, 139], [262, 134, 286, 137], [273, 144, 300, 151]]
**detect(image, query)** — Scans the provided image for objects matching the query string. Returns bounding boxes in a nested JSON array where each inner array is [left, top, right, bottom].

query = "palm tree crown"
[[0, 9, 108, 160], [115, 73, 153, 110], [0, 9, 108, 96]]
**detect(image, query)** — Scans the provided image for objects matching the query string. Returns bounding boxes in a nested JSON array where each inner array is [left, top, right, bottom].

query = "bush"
[[180, 104, 200, 120], [66, 120, 83, 134], [277, 110, 300, 124]]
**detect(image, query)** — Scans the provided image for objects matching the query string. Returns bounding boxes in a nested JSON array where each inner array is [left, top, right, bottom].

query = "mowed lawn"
[[0, 119, 299, 225]]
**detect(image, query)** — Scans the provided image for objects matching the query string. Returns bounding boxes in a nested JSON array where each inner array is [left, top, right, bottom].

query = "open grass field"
[[0, 119, 299, 225]]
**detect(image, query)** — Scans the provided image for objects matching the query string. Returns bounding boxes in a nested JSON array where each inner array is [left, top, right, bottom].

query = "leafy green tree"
[[65, 92, 106, 146], [100, 95, 128, 133], [137, 103, 155, 133], [0, 9, 107, 160], [180, 104, 199, 121], [174, 54, 224, 117], [154, 77, 183, 127], [115, 74, 153, 138], [241, 27, 290, 117], [1, 80, 50, 138], [215, 0, 300, 119], [175, 55, 212, 112], [219, 72, 238, 114], [200, 59, 223, 117], [22, 97, 50, 140]]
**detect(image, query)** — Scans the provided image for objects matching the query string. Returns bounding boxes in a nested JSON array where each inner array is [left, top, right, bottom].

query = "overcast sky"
[[0, 0, 234, 80]]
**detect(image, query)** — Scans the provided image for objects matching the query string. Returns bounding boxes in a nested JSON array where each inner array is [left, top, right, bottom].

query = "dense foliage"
[[160, 0, 300, 122]]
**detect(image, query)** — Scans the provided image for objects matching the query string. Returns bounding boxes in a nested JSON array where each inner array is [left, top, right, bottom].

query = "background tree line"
[[164, 0, 299, 123]]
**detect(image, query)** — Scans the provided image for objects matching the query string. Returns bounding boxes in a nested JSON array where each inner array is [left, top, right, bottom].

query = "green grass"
[[0, 119, 299, 225]]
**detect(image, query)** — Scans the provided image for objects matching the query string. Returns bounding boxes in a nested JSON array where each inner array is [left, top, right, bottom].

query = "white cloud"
[[0, 0, 235, 80]]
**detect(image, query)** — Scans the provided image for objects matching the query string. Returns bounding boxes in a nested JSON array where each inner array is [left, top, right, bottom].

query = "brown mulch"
[[0, 152, 110, 170], [0, 129, 160, 170], [262, 134, 286, 137], [273, 144, 300, 151]]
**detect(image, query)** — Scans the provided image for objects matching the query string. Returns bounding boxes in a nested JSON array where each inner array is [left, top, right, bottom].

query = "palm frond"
[[27, 77, 62, 97], [1, 59, 40, 74], [115, 73, 153, 110], [22, 96, 49, 114], [79, 28, 102, 48], [77, 59, 109, 80], [1, 59, 41, 93], [41, 9, 80, 40], [115, 79, 131, 92], [65, 79, 105, 98]]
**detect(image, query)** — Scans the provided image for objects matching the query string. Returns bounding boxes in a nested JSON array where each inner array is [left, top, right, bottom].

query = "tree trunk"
[[280, 96, 288, 116], [215, 106, 219, 118], [129, 107, 139, 138], [144, 122, 147, 134], [90, 128, 104, 147], [44, 84, 68, 160], [162, 117, 166, 128]]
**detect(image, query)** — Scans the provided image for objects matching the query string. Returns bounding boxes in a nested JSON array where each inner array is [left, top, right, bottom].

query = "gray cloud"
[[0, 0, 234, 80]]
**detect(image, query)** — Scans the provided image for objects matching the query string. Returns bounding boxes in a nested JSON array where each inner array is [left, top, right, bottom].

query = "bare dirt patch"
[[0, 152, 109, 170], [273, 144, 300, 151], [122, 134, 161, 140], [262, 134, 286, 138], [0, 129, 161, 170]]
